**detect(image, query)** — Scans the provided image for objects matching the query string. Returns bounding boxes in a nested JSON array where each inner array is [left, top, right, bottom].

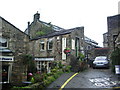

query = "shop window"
[[36, 61, 48, 73], [0, 37, 8, 48], [36, 61, 41, 72], [40, 41, 45, 51], [48, 38, 53, 50]]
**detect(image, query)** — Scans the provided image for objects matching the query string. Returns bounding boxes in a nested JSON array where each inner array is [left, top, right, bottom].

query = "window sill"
[[40, 50, 45, 51]]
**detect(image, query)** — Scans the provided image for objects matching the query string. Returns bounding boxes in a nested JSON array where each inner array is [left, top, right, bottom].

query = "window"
[[62, 38, 66, 60], [48, 38, 53, 50], [87, 45, 91, 50], [36, 61, 48, 72], [72, 39, 75, 49], [36, 61, 41, 72], [40, 41, 45, 51], [0, 37, 8, 48]]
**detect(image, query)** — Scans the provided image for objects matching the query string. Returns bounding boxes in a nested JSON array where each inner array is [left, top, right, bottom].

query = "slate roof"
[[0, 16, 29, 36], [31, 27, 84, 40], [24, 20, 64, 35], [85, 36, 98, 45]]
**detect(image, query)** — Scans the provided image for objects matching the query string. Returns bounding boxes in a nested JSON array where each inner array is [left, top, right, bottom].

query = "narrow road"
[[65, 68, 119, 88], [47, 68, 120, 89]]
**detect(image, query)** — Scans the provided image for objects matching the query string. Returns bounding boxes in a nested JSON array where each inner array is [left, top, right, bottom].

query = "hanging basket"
[[64, 49, 71, 54]]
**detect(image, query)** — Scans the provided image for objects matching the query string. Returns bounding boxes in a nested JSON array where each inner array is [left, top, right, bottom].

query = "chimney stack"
[[34, 11, 40, 22], [28, 21, 30, 35]]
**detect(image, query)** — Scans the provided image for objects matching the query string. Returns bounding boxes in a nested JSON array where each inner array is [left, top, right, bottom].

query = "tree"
[[21, 55, 36, 76]]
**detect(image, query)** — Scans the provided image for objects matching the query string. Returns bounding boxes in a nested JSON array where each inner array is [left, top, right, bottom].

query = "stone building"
[[115, 32, 120, 48], [103, 32, 109, 47], [0, 12, 98, 84], [107, 14, 120, 51], [25, 12, 85, 73], [31, 27, 85, 72], [91, 48, 110, 59], [0, 16, 29, 84], [84, 36, 99, 60], [102, 14, 120, 59], [25, 12, 63, 39]]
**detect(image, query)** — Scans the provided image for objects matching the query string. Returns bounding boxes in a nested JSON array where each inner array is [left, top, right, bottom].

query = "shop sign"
[[35, 57, 54, 61], [0, 56, 14, 61]]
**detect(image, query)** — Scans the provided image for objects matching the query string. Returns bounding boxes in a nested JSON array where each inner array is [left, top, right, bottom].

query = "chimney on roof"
[[28, 21, 30, 35], [34, 11, 40, 22]]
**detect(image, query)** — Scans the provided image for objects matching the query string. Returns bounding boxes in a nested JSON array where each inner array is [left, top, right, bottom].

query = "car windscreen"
[[95, 57, 107, 61]]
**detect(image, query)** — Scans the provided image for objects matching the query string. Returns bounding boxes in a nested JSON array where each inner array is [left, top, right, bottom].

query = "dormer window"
[[0, 37, 8, 48]]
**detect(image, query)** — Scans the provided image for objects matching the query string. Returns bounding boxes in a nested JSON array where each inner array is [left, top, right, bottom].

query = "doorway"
[[2, 65, 9, 83]]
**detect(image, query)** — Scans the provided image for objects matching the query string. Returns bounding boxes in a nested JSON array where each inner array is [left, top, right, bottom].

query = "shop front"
[[34, 57, 54, 73], [0, 56, 14, 84]]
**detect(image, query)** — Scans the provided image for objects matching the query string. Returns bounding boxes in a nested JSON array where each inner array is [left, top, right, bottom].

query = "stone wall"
[[107, 14, 120, 51], [1, 17, 29, 85], [29, 27, 85, 65]]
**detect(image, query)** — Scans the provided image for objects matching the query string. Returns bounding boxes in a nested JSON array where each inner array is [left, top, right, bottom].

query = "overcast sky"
[[0, 0, 119, 46]]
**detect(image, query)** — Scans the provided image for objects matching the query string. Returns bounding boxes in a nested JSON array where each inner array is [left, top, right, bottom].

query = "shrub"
[[33, 73, 43, 83], [51, 68, 58, 73], [58, 61, 63, 69], [42, 73, 48, 80], [47, 72, 53, 76], [79, 53, 85, 61], [51, 61, 57, 69], [47, 76, 56, 82], [43, 80, 50, 86], [53, 73, 59, 79], [79, 61, 88, 71], [63, 65, 71, 72], [110, 48, 120, 72]]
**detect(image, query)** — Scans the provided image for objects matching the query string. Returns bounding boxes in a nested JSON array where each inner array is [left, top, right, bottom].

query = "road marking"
[[89, 77, 119, 87], [59, 73, 78, 90], [112, 87, 120, 89]]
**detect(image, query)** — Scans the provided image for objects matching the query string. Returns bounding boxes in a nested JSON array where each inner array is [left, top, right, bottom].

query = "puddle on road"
[[89, 77, 120, 87]]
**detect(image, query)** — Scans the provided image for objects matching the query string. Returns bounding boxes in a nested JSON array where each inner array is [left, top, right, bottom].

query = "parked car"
[[93, 56, 109, 69]]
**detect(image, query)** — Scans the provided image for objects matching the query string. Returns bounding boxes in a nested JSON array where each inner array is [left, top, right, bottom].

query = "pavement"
[[47, 72, 75, 89]]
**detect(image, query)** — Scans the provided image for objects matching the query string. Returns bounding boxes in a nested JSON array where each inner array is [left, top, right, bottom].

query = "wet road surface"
[[65, 68, 119, 88], [47, 68, 120, 89]]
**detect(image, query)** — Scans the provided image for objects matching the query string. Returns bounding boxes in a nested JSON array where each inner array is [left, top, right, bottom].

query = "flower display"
[[64, 48, 71, 54]]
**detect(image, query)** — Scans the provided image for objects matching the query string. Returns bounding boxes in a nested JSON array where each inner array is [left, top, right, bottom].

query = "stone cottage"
[[29, 27, 85, 73], [25, 12, 85, 73], [0, 16, 29, 84]]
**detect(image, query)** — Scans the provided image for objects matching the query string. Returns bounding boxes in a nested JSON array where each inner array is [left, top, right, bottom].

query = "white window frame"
[[48, 38, 53, 50], [72, 39, 75, 49], [36, 61, 42, 72], [62, 38, 66, 60], [40, 41, 45, 51]]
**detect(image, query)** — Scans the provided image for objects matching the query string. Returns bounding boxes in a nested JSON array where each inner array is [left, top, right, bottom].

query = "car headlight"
[[104, 62, 108, 64], [93, 62, 96, 64]]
